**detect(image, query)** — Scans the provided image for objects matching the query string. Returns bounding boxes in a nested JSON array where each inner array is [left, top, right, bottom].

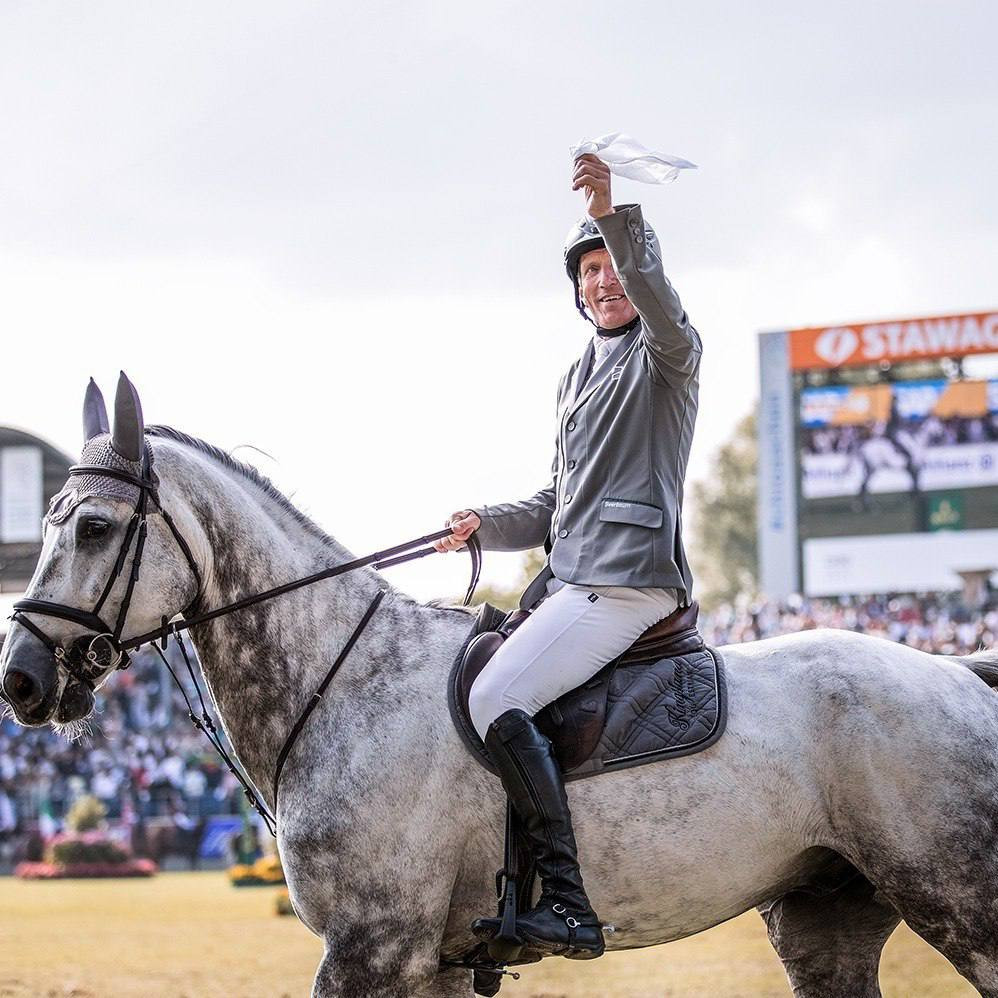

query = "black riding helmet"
[[563, 206, 657, 324]]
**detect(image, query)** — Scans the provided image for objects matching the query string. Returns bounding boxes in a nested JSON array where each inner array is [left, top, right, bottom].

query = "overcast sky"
[[1, 1, 995, 600]]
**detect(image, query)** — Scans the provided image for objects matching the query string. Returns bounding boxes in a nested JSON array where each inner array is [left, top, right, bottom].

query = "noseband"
[[10, 449, 202, 691]]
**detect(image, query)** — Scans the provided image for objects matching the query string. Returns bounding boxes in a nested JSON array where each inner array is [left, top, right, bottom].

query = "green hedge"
[[50, 837, 130, 866]]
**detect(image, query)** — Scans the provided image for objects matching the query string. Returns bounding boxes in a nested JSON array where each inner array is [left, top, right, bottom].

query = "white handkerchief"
[[570, 132, 697, 185]]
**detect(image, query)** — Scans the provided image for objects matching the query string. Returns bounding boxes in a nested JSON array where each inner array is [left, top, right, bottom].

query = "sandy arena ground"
[[0, 872, 977, 997]]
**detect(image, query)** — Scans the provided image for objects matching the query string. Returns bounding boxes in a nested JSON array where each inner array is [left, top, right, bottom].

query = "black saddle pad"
[[448, 606, 727, 782]]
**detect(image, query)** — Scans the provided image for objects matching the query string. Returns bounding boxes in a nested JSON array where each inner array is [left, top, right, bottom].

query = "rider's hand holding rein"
[[433, 510, 481, 553]]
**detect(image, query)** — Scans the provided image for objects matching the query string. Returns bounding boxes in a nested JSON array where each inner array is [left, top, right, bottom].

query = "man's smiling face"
[[578, 247, 638, 329]]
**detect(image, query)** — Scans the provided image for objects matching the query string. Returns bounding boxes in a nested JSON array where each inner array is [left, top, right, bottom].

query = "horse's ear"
[[111, 371, 144, 462], [83, 378, 110, 443]]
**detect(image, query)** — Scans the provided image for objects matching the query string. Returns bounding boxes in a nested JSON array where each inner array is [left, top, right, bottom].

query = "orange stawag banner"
[[788, 311, 998, 370]]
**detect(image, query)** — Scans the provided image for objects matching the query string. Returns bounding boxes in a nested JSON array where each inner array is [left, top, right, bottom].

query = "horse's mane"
[[145, 424, 474, 616], [145, 424, 336, 549]]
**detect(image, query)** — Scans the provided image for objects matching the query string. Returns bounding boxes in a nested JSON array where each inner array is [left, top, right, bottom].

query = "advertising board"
[[789, 311, 998, 370], [758, 311, 998, 598]]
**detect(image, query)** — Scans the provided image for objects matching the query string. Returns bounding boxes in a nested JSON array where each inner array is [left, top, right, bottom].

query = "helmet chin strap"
[[574, 284, 596, 326]]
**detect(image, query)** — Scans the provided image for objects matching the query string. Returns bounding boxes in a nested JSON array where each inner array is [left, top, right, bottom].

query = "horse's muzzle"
[[1, 635, 62, 726]]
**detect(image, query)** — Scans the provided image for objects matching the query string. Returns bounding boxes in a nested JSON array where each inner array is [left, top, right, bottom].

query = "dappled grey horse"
[[3, 375, 998, 998]]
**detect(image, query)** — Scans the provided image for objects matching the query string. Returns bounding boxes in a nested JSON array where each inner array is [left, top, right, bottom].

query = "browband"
[[67, 465, 156, 491]]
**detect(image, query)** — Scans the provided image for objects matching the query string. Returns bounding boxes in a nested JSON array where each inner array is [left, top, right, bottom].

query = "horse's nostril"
[[4, 669, 41, 709]]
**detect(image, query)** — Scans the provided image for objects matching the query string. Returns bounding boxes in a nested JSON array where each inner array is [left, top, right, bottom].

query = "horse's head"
[[1, 374, 201, 731]]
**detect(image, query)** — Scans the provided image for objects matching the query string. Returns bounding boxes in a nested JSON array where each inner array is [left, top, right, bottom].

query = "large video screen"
[[799, 378, 998, 499], [758, 313, 998, 597]]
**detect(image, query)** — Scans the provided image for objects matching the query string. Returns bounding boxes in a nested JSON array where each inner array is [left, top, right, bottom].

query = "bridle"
[[10, 446, 202, 690], [6, 444, 481, 835]]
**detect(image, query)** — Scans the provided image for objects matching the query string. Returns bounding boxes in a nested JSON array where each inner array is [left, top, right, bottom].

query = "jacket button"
[[635, 235, 644, 244], [565, 494, 573, 503], [567, 459, 577, 469], [558, 529, 570, 538], [566, 420, 576, 431]]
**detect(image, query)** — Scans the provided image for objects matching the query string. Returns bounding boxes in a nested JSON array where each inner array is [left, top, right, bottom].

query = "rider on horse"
[[435, 153, 702, 959]]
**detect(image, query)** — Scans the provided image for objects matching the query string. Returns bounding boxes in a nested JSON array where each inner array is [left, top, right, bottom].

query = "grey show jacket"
[[472, 203, 701, 607]]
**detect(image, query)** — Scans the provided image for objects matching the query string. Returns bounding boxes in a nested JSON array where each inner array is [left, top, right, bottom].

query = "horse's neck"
[[160, 442, 391, 798]]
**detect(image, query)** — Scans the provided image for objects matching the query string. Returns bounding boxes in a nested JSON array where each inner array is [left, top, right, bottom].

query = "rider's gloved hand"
[[433, 510, 481, 553]]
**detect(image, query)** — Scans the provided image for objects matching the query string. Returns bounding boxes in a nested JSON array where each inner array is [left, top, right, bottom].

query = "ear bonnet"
[[47, 375, 148, 524]]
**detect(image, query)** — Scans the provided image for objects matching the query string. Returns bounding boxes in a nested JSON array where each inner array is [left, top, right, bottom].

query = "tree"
[[689, 408, 758, 610]]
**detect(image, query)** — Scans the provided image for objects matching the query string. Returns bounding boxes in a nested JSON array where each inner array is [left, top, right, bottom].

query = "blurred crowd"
[[0, 641, 245, 862], [1, 589, 995, 859], [701, 590, 996, 653]]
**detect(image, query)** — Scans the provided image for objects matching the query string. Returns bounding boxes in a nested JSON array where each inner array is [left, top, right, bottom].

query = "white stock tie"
[[594, 336, 614, 367]]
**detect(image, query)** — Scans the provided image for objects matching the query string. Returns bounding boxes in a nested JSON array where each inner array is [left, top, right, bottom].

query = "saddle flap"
[[459, 631, 506, 713], [535, 665, 613, 772]]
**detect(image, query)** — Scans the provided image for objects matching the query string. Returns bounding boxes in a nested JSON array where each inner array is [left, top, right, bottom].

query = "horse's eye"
[[77, 517, 111, 542]]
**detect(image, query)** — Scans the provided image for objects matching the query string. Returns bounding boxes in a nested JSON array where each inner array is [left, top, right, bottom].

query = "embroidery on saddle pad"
[[548, 645, 726, 782], [575, 646, 726, 778]]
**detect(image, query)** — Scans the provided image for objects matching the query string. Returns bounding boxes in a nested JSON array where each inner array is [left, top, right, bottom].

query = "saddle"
[[448, 599, 726, 781]]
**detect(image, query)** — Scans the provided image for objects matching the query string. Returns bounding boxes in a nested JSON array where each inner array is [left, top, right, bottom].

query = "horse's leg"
[[296, 867, 476, 998], [832, 729, 998, 995], [311, 931, 474, 998], [409, 965, 474, 998], [875, 877, 998, 997], [759, 874, 901, 998]]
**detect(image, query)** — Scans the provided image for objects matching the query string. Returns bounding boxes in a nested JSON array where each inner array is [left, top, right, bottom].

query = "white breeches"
[[468, 583, 680, 740]]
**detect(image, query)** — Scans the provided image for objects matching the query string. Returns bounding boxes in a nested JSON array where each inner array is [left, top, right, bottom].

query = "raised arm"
[[596, 205, 700, 384], [572, 153, 701, 386]]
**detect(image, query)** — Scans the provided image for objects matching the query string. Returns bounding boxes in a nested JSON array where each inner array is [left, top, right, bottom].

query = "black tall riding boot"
[[471, 708, 605, 959]]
